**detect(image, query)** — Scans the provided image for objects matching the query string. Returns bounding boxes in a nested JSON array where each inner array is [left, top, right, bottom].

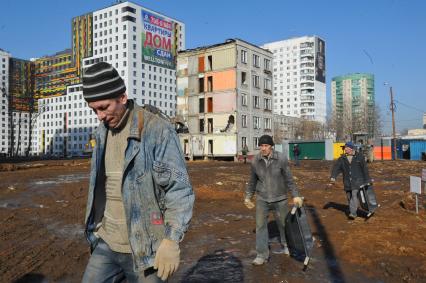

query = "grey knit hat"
[[258, 135, 274, 146], [82, 62, 126, 102]]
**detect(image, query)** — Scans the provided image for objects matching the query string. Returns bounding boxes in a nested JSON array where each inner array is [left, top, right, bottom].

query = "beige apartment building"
[[176, 39, 274, 161]]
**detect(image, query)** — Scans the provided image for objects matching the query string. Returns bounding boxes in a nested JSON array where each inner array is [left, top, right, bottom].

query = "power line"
[[394, 99, 425, 113], [382, 118, 421, 122]]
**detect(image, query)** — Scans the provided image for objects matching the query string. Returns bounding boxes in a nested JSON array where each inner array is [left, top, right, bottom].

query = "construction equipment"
[[352, 132, 374, 162]]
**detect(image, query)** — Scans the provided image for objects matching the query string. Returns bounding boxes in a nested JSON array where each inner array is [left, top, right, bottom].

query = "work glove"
[[244, 198, 255, 209], [293, 197, 303, 207], [326, 178, 336, 189], [154, 239, 180, 281]]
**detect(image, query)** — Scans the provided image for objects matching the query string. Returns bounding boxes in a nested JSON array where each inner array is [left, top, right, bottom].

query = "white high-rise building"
[[31, 85, 99, 156], [0, 49, 10, 156], [262, 36, 326, 123], [82, 1, 185, 117]]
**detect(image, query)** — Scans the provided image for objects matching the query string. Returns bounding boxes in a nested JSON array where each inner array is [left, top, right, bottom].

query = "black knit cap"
[[258, 135, 274, 146], [82, 62, 126, 102]]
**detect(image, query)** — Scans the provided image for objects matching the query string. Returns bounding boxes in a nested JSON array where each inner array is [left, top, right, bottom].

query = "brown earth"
[[0, 159, 425, 283]]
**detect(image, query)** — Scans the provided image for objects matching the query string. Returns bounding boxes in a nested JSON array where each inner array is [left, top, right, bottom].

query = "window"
[[252, 75, 260, 88], [264, 118, 271, 130], [264, 98, 272, 110], [241, 49, 247, 63], [122, 6, 136, 13], [122, 16, 136, 22], [241, 93, 247, 106], [207, 118, 213, 133], [207, 97, 213, 112], [253, 96, 260, 108], [253, 137, 259, 149], [242, 115, 247, 128], [208, 55, 212, 70], [253, 116, 260, 129], [264, 58, 271, 71], [241, 72, 247, 85], [253, 54, 260, 67], [207, 76, 213, 92], [199, 98, 205, 113], [242, 137, 247, 148], [264, 78, 271, 90], [194, 76, 203, 92], [199, 119, 205, 132]]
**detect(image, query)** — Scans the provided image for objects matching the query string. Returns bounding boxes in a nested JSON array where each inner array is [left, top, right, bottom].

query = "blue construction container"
[[410, 140, 426, 160]]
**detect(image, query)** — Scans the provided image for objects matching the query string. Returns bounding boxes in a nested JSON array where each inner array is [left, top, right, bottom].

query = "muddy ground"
[[0, 159, 425, 283]]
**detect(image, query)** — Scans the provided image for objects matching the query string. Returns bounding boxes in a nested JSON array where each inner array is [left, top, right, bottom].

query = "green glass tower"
[[331, 73, 375, 140]]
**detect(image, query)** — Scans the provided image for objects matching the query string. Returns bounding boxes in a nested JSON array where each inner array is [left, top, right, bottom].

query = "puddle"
[[31, 174, 88, 187], [0, 173, 88, 210], [45, 222, 85, 239], [0, 202, 21, 208]]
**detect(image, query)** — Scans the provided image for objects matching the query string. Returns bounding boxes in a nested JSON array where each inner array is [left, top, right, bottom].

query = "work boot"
[[252, 256, 268, 265], [272, 245, 290, 255]]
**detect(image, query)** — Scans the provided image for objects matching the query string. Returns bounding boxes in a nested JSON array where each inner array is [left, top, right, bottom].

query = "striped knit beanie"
[[82, 62, 126, 102]]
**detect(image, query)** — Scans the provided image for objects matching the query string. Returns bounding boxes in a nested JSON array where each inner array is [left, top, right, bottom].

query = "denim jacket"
[[245, 150, 299, 202], [84, 101, 194, 271]]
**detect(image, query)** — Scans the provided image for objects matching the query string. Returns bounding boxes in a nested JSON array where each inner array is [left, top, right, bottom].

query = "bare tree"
[[14, 112, 22, 156], [293, 119, 325, 140], [372, 104, 383, 138]]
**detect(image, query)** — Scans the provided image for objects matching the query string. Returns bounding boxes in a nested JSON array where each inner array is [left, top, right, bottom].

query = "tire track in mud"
[[0, 213, 51, 281]]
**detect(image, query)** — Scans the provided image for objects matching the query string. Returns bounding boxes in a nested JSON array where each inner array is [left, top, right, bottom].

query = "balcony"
[[301, 102, 315, 108], [300, 83, 314, 89], [300, 58, 314, 63], [300, 95, 315, 102]]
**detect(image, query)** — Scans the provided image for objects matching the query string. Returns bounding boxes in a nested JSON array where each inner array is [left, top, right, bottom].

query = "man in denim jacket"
[[244, 135, 303, 265], [81, 62, 194, 282]]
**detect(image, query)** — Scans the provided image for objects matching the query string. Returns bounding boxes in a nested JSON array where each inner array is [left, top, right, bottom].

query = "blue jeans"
[[346, 189, 359, 216], [82, 239, 164, 283], [255, 199, 289, 259]]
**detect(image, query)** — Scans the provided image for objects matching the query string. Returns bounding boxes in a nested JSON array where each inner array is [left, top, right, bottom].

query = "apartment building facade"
[[81, 1, 185, 117], [176, 39, 274, 160], [0, 50, 36, 157], [262, 36, 326, 123], [0, 49, 10, 156], [30, 84, 98, 156], [331, 73, 375, 140], [34, 49, 80, 100], [8, 58, 35, 156], [72, 13, 94, 78]]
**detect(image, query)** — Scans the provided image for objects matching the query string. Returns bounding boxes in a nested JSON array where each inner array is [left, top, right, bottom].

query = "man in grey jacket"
[[81, 62, 194, 282], [244, 135, 303, 265]]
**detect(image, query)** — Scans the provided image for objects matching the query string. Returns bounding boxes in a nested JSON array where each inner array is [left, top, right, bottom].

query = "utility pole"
[[389, 86, 397, 160]]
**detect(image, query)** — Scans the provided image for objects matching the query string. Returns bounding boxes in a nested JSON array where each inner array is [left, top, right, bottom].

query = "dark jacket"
[[245, 150, 299, 202], [331, 152, 371, 191], [293, 146, 300, 156]]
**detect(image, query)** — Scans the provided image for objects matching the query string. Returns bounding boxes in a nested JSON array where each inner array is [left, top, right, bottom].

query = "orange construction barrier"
[[374, 146, 392, 160]]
